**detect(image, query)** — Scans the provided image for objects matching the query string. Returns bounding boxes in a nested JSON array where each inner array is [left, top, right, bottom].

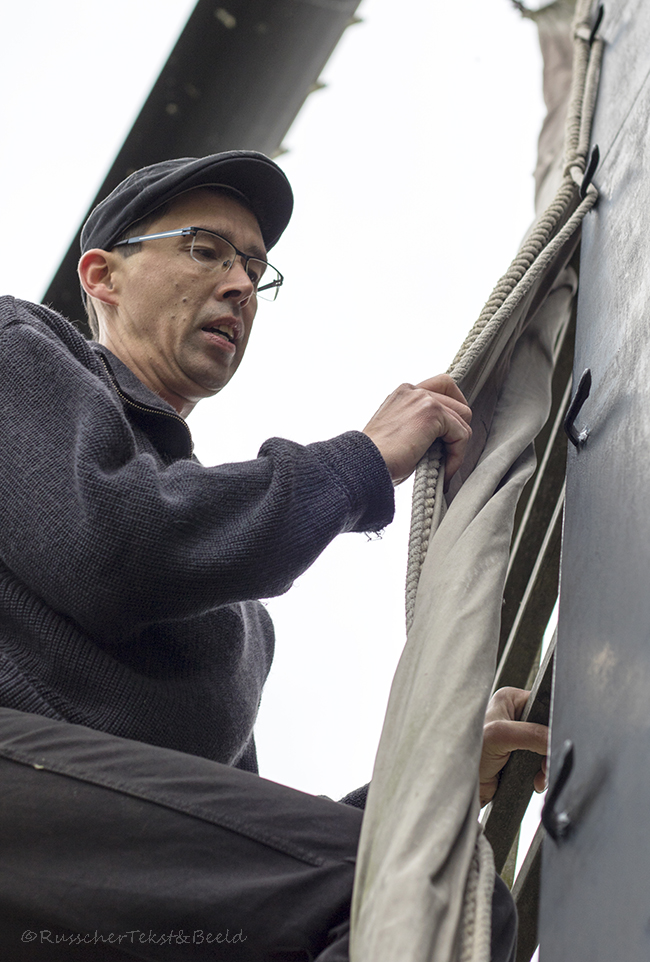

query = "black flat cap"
[[80, 151, 293, 255]]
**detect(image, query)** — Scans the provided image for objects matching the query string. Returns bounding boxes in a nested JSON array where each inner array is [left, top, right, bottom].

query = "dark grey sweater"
[[0, 296, 394, 771]]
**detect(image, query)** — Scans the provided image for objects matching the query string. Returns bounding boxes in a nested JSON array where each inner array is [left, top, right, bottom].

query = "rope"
[[405, 0, 603, 632], [458, 832, 495, 962]]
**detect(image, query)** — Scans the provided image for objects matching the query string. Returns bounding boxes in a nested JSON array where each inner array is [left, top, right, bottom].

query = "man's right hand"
[[362, 374, 472, 485]]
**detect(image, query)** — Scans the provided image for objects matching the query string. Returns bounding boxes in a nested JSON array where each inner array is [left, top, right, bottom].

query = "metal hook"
[[580, 145, 600, 199], [542, 739, 575, 843], [564, 368, 592, 448], [589, 4, 604, 46]]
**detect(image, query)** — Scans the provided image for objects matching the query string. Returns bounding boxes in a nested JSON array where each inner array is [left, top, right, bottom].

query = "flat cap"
[[81, 151, 293, 254]]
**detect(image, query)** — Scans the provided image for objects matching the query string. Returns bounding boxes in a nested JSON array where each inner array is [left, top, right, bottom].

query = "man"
[[0, 151, 544, 960]]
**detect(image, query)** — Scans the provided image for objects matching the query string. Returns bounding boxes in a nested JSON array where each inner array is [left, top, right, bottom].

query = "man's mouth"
[[202, 323, 237, 344]]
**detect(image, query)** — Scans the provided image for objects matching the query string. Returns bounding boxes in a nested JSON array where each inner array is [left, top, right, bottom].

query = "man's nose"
[[215, 259, 255, 305]]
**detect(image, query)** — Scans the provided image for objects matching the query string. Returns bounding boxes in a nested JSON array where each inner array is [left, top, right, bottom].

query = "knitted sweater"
[[0, 296, 395, 770]]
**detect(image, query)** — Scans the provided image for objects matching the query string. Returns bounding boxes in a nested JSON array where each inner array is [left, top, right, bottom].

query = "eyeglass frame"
[[112, 226, 284, 299]]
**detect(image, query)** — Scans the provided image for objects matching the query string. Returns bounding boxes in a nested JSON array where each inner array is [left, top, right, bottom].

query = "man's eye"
[[247, 267, 261, 285], [193, 246, 219, 261]]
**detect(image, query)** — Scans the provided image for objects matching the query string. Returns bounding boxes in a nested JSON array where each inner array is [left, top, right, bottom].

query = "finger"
[[438, 409, 472, 478], [444, 436, 470, 481], [485, 687, 531, 723], [533, 768, 548, 793], [416, 374, 469, 411], [417, 386, 472, 427], [480, 776, 500, 807], [482, 719, 549, 757]]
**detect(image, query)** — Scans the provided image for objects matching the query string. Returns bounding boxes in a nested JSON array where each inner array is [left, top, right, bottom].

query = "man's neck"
[[98, 330, 196, 418]]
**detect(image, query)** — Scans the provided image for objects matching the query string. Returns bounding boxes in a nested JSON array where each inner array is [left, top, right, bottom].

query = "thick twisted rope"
[[405, 0, 603, 631], [458, 832, 495, 962]]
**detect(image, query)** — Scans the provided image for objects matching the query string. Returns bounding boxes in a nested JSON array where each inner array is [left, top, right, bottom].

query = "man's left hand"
[[480, 687, 548, 807]]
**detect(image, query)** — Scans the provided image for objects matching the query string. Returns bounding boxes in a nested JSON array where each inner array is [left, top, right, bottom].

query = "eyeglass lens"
[[189, 230, 281, 301]]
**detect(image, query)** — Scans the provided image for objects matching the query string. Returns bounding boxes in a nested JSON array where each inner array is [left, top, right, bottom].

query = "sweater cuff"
[[307, 431, 395, 533], [338, 783, 370, 809]]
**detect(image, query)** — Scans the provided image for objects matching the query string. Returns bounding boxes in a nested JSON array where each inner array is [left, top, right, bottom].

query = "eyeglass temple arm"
[[113, 228, 195, 247]]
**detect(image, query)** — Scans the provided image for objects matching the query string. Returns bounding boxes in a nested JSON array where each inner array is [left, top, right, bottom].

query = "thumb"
[[483, 719, 548, 757]]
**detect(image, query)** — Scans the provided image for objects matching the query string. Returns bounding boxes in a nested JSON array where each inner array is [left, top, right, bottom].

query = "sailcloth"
[[350, 3, 602, 960]]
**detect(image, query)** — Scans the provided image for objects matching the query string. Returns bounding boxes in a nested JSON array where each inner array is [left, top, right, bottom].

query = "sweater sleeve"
[[0, 305, 395, 643]]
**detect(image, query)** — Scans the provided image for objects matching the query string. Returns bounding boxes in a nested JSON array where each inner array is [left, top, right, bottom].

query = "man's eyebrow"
[[245, 243, 268, 261], [194, 226, 267, 261]]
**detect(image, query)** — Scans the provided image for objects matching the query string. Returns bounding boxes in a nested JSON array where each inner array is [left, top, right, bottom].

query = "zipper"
[[98, 354, 193, 447]]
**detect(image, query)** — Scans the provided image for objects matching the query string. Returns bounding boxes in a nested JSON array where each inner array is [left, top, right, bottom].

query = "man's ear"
[[78, 250, 121, 308]]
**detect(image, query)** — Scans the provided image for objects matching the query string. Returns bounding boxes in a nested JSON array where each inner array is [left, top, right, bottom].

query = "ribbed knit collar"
[[92, 343, 193, 462], [91, 343, 182, 416]]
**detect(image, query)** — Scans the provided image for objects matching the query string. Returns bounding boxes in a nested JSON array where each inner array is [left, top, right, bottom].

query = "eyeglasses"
[[112, 227, 284, 301]]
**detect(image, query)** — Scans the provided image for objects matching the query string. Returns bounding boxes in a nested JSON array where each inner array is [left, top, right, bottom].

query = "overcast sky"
[[0, 0, 545, 804]]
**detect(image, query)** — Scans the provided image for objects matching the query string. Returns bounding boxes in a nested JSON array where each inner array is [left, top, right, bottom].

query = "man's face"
[[105, 189, 265, 413]]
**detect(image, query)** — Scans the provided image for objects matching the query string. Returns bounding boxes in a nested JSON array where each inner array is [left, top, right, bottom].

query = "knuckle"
[[422, 393, 444, 414], [482, 719, 501, 740]]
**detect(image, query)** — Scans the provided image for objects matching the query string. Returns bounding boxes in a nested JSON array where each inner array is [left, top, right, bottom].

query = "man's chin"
[[185, 350, 239, 394], [188, 367, 237, 401]]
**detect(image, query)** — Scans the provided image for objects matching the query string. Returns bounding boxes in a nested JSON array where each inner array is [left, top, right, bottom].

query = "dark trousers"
[[0, 709, 516, 962]]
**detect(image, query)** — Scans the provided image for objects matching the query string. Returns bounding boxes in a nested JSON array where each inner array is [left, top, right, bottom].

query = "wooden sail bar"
[[482, 302, 580, 959], [511, 825, 544, 962]]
